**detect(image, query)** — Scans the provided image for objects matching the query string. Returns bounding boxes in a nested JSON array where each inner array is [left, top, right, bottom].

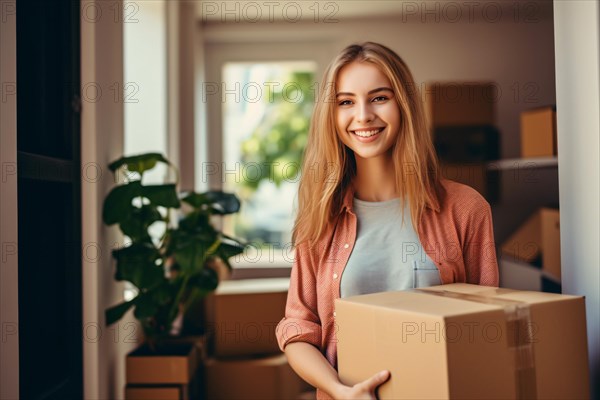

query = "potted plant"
[[102, 152, 246, 393]]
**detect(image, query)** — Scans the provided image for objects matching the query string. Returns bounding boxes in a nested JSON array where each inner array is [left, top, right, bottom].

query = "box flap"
[[422, 283, 582, 305], [336, 289, 502, 318]]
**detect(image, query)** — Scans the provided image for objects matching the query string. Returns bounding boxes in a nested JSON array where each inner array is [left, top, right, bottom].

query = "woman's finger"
[[360, 370, 390, 391]]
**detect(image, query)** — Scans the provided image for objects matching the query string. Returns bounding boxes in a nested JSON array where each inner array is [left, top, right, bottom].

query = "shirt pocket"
[[412, 260, 443, 288]]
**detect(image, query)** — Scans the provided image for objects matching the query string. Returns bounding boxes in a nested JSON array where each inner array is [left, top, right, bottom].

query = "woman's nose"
[[356, 102, 374, 123]]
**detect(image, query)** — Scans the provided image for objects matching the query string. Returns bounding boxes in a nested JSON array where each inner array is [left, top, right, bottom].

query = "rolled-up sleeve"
[[276, 241, 322, 351]]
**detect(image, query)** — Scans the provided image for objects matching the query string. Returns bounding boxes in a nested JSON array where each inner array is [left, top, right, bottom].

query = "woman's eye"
[[338, 99, 352, 106], [373, 96, 388, 102]]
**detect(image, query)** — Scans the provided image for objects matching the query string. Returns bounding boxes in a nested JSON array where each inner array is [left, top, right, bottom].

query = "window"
[[220, 61, 317, 266]]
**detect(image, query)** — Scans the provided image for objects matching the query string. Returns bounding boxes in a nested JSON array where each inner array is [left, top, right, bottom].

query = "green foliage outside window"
[[239, 71, 314, 192]]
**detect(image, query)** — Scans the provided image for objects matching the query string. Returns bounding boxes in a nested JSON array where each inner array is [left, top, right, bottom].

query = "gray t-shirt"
[[340, 197, 442, 298]]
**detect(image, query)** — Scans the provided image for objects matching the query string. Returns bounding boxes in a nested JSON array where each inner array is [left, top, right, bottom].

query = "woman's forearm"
[[284, 342, 346, 398]]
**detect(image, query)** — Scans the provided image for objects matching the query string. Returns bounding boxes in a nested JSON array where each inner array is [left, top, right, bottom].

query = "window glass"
[[222, 62, 316, 256]]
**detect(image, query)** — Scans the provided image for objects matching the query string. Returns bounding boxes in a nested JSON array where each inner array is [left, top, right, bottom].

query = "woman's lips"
[[351, 127, 384, 143]]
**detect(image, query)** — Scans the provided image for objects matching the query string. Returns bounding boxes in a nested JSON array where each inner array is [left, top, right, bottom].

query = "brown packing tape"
[[414, 288, 537, 400]]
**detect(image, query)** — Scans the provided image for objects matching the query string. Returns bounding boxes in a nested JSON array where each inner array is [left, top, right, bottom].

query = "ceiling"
[[196, 0, 553, 23]]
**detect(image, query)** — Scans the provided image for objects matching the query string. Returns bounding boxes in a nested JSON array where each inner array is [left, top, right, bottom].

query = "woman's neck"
[[353, 153, 398, 202]]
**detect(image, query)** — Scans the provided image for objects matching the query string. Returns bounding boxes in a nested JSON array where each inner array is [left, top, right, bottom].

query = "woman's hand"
[[334, 370, 390, 400]]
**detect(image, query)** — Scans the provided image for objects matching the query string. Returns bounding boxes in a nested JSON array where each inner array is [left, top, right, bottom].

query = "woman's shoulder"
[[437, 178, 491, 213]]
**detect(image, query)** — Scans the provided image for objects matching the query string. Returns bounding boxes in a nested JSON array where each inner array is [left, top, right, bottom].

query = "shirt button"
[[333, 273, 338, 279], [344, 243, 349, 249]]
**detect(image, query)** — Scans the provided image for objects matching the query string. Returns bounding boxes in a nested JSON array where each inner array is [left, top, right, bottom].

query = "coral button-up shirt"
[[275, 179, 499, 400]]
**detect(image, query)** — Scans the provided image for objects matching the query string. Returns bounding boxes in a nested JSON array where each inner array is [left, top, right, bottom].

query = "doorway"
[[16, 0, 83, 398]]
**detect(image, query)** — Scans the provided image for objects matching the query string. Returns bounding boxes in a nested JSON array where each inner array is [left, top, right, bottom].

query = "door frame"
[[0, 1, 19, 397]]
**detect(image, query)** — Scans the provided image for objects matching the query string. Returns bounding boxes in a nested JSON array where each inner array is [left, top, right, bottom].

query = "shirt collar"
[[339, 182, 441, 215]]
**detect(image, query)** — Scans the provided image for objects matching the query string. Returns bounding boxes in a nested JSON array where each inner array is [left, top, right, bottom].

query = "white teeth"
[[353, 128, 382, 137]]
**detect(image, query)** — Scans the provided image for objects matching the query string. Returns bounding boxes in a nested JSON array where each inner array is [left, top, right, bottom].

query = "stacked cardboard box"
[[336, 283, 589, 399], [425, 82, 500, 202], [501, 207, 561, 284], [203, 278, 313, 399], [205, 353, 306, 400], [125, 387, 184, 400], [125, 339, 204, 400], [520, 106, 557, 157], [205, 278, 288, 357]]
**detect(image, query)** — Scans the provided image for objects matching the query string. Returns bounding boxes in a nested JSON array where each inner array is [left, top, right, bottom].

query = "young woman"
[[275, 42, 499, 400]]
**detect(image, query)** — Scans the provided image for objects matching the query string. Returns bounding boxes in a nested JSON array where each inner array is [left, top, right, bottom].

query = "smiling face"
[[335, 61, 401, 162]]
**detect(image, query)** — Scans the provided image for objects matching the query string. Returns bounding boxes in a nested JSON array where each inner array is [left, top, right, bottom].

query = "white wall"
[[81, 1, 138, 398], [0, 1, 19, 397], [81, 1, 200, 397], [124, 0, 167, 159], [554, 2, 600, 398]]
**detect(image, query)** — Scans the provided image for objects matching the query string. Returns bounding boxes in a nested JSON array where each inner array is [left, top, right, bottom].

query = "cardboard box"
[[126, 343, 199, 384], [439, 163, 499, 203], [520, 106, 557, 157], [204, 353, 307, 400], [205, 278, 289, 357], [425, 82, 496, 127], [125, 385, 185, 400], [501, 208, 561, 279], [336, 284, 589, 399]]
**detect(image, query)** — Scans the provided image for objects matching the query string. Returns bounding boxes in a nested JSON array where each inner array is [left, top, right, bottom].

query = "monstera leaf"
[[112, 243, 164, 290], [181, 190, 240, 215], [103, 153, 248, 347], [108, 153, 171, 174]]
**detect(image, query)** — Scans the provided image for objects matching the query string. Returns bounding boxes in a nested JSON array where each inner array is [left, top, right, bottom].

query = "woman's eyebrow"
[[335, 87, 394, 97]]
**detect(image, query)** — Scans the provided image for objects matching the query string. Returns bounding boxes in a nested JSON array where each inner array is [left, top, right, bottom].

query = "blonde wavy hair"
[[293, 42, 440, 245]]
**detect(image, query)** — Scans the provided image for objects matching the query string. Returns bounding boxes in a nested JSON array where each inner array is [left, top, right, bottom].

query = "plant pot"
[[126, 342, 199, 385]]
